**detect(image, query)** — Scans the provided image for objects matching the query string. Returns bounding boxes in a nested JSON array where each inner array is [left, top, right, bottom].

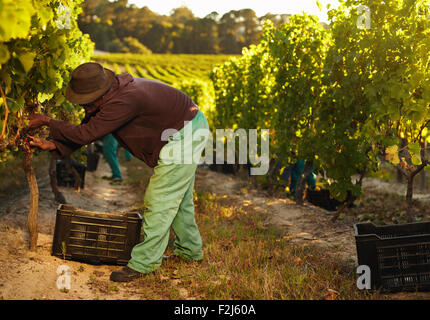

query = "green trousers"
[[128, 110, 209, 274], [290, 160, 316, 195], [102, 134, 133, 179]]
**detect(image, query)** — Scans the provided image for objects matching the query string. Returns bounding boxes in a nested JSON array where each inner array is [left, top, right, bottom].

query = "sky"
[[127, 0, 341, 22]]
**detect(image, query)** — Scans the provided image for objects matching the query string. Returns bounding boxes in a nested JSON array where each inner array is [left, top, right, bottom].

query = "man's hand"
[[27, 114, 51, 130], [28, 136, 56, 151]]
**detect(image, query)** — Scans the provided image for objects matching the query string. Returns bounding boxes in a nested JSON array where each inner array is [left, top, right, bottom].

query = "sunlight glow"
[[127, 0, 341, 22]]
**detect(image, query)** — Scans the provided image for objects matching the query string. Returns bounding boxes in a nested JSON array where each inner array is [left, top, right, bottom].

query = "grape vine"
[[0, 0, 94, 250], [211, 1, 430, 222]]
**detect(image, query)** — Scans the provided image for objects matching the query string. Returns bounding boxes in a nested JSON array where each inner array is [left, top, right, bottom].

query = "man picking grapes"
[[27, 62, 209, 282]]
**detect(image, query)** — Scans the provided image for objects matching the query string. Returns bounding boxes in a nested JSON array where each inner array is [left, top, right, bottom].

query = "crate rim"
[[57, 204, 143, 221], [354, 221, 430, 239]]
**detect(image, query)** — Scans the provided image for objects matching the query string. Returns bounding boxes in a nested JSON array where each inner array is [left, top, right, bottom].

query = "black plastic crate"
[[354, 222, 430, 292], [94, 140, 104, 154], [56, 159, 86, 189], [52, 204, 143, 265], [306, 189, 341, 211], [86, 152, 100, 172]]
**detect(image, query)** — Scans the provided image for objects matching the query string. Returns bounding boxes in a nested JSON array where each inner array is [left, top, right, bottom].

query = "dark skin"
[[27, 114, 56, 151], [26, 101, 98, 152]]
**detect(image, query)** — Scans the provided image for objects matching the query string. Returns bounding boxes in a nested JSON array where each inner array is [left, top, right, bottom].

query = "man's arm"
[[49, 100, 139, 147], [27, 115, 86, 157], [27, 100, 139, 157]]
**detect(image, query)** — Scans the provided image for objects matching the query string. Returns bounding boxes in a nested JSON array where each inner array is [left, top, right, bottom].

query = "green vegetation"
[[78, 0, 294, 54], [0, 0, 94, 250], [0, 0, 93, 157], [211, 1, 430, 222], [93, 53, 233, 82]]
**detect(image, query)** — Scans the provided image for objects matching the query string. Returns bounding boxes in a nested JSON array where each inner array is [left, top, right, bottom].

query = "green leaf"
[[0, 44, 10, 65], [8, 96, 25, 113], [408, 142, 421, 157], [0, 0, 35, 42], [412, 154, 422, 166], [35, 3, 54, 27], [18, 51, 36, 73]]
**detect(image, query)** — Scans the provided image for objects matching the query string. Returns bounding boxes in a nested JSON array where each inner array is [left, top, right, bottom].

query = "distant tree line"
[[78, 0, 306, 54]]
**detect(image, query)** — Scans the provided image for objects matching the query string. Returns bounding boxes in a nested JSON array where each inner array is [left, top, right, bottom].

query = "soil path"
[[195, 168, 357, 264], [361, 177, 430, 202], [0, 157, 143, 300]]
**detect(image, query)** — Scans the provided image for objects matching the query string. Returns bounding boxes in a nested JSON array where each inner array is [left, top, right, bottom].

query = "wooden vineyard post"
[[23, 150, 39, 251]]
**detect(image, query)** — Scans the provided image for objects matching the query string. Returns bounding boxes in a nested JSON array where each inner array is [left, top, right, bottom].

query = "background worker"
[[289, 160, 317, 197], [101, 133, 132, 182]]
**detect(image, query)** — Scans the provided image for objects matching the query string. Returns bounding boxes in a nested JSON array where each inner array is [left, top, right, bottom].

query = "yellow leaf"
[[385, 145, 400, 165]]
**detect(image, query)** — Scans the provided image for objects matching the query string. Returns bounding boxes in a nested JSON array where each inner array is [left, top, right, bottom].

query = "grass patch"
[[121, 159, 386, 300]]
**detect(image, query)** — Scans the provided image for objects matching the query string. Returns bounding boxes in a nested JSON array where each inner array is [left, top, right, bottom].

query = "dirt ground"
[[0, 157, 429, 300], [195, 169, 357, 264], [0, 158, 143, 300], [361, 176, 430, 202]]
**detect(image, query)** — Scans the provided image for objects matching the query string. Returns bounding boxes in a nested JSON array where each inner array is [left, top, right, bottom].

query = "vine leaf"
[[385, 145, 400, 165], [18, 52, 36, 74]]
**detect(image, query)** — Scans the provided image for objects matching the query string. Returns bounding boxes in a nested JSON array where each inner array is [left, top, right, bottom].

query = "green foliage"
[[210, 37, 275, 138], [211, 14, 328, 174], [106, 37, 152, 55], [78, 0, 290, 54], [211, 2, 430, 207], [267, 14, 330, 164], [173, 79, 215, 120], [105, 39, 129, 53], [121, 37, 152, 55], [318, 0, 430, 201], [0, 0, 94, 160]]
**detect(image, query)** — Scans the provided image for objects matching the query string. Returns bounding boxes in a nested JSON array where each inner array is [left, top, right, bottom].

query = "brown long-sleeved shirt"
[[49, 73, 198, 168]]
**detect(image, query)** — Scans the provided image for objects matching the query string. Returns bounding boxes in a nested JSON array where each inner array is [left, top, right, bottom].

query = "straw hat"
[[66, 62, 116, 105]]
